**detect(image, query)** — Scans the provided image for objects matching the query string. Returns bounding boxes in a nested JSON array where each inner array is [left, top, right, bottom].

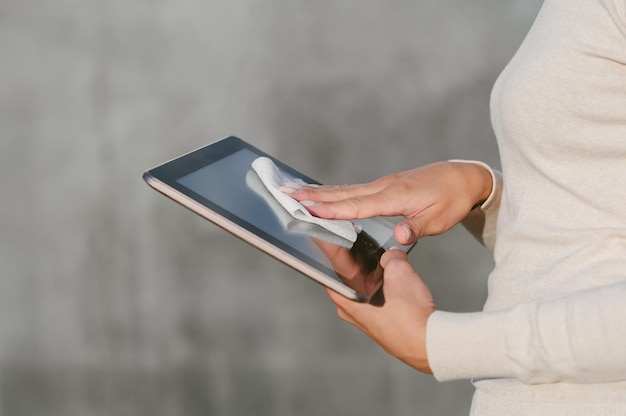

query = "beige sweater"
[[426, 0, 626, 414]]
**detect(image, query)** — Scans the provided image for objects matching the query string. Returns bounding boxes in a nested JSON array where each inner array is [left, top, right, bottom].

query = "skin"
[[283, 161, 493, 374]]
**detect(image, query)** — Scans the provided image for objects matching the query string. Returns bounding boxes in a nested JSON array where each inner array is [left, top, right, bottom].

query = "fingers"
[[299, 191, 398, 220], [292, 175, 399, 203], [325, 288, 365, 329], [287, 175, 407, 220], [325, 287, 354, 311]]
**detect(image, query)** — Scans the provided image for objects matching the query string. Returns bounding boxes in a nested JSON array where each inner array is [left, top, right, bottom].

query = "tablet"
[[143, 136, 413, 302]]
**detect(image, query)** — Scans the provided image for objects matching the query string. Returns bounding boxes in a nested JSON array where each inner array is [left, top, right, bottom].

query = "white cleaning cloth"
[[246, 170, 353, 247], [251, 157, 359, 243]]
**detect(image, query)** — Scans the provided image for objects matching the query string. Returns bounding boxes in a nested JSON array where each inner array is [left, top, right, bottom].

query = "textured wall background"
[[1, 1, 542, 415]]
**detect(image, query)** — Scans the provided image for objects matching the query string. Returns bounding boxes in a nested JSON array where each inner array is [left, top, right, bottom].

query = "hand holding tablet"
[[143, 136, 413, 302]]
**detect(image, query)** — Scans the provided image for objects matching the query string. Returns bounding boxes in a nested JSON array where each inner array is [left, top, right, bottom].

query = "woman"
[[285, 0, 626, 414]]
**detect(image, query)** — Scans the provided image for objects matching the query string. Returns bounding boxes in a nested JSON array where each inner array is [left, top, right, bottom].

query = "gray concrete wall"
[[1, 1, 541, 415]]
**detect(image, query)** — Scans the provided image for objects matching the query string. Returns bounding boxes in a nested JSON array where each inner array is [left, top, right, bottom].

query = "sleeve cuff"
[[426, 310, 511, 382], [448, 160, 503, 249]]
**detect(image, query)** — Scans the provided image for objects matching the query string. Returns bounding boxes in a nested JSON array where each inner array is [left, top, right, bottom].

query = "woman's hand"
[[326, 247, 435, 374], [284, 161, 493, 245]]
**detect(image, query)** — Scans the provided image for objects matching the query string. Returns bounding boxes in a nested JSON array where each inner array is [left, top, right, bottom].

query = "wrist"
[[448, 160, 494, 209]]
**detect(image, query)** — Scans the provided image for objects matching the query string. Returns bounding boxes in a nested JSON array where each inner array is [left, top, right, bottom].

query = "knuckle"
[[373, 174, 399, 187], [409, 221, 425, 239], [334, 184, 353, 199], [347, 196, 366, 217]]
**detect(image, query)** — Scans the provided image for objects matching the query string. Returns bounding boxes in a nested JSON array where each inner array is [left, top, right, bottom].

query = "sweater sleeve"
[[426, 281, 626, 384], [449, 160, 503, 250]]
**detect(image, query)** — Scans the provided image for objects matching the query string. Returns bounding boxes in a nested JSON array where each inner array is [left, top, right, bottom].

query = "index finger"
[[291, 174, 400, 203]]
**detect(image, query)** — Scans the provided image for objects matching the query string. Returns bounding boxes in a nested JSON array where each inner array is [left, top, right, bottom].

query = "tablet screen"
[[177, 148, 328, 264], [145, 137, 409, 300]]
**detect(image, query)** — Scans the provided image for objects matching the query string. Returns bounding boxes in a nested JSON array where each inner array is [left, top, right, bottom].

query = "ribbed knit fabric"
[[426, 0, 626, 414]]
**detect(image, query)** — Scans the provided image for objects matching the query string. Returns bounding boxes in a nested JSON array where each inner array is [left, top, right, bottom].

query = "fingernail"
[[300, 200, 320, 207], [279, 185, 298, 194], [400, 224, 413, 241], [388, 246, 402, 251]]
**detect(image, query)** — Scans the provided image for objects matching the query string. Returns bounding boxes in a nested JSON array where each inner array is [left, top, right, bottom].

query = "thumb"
[[380, 246, 410, 268], [379, 247, 421, 288], [393, 217, 427, 245]]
